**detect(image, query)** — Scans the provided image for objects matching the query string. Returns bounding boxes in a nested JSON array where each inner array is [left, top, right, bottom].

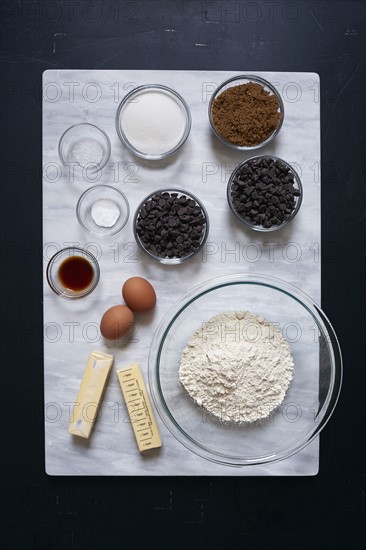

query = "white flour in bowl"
[[178, 311, 294, 423]]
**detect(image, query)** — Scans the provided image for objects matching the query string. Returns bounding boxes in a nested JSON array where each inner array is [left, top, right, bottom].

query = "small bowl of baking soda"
[[115, 84, 192, 160], [76, 185, 130, 237]]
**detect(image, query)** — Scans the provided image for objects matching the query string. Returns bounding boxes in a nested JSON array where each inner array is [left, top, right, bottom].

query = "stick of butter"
[[68, 350, 114, 439], [117, 364, 162, 452]]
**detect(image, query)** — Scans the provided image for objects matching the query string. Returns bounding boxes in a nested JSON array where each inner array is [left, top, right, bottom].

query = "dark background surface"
[[0, 1, 365, 548]]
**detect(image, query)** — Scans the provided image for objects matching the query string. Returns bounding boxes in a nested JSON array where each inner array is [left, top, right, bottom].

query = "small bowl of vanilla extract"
[[46, 247, 100, 299]]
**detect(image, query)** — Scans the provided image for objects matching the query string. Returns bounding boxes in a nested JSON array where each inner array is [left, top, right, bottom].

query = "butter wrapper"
[[68, 350, 114, 439]]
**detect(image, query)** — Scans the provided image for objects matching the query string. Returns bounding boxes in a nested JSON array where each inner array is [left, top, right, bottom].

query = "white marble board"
[[43, 70, 321, 475]]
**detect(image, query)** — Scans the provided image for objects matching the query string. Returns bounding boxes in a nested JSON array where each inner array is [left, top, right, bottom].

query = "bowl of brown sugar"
[[209, 75, 284, 150]]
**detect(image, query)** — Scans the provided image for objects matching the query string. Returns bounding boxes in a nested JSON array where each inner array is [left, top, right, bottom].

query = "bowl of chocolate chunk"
[[133, 189, 209, 264], [227, 155, 303, 231], [209, 75, 284, 150]]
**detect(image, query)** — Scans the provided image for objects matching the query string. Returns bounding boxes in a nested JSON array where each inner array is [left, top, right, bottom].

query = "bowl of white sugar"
[[115, 84, 191, 160]]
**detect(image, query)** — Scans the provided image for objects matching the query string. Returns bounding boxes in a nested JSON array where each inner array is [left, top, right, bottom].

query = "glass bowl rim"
[[58, 122, 112, 173], [227, 154, 303, 232], [148, 273, 343, 466], [208, 74, 284, 151], [115, 84, 192, 160], [76, 184, 130, 236], [46, 246, 100, 299], [133, 187, 210, 264]]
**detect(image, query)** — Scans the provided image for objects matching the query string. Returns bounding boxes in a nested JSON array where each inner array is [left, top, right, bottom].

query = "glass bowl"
[[133, 188, 209, 264], [46, 246, 100, 299], [227, 155, 303, 232], [115, 84, 192, 160], [76, 185, 130, 237], [148, 274, 342, 466], [58, 123, 111, 175], [208, 74, 284, 151]]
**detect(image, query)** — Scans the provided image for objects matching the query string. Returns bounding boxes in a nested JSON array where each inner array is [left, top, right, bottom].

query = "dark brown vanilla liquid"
[[58, 256, 93, 291]]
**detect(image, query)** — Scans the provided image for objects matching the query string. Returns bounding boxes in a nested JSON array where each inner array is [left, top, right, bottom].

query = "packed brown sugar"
[[211, 82, 281, 147]]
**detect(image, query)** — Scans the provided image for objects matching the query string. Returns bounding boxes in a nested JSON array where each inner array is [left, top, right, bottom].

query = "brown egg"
[[100, 305, 134, 340], [122, 276, 157, 313]]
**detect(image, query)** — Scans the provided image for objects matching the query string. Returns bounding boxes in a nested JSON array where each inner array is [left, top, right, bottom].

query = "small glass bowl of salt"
[[76, 185, 130, 237], [59, 123, 111, 176]]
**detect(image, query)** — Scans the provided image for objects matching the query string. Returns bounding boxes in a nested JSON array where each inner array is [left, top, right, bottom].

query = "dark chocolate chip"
[[230, 157, 301, 228], [136, 192, 206, 259]]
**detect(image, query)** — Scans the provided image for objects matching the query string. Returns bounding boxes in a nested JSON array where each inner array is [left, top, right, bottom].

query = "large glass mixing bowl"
[[148, 274, 342, 466]]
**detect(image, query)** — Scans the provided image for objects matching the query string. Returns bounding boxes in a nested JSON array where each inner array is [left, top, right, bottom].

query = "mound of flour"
[[178, 311, 294, 423]]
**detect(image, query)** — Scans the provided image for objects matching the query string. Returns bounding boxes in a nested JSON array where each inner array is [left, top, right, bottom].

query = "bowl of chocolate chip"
[[227, 155, 303, 232], [209, 75, 284, 150], [133, 189, 209, 264]]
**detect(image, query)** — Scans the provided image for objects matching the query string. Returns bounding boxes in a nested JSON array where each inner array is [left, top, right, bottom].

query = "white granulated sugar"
[[72, 138, 104, 167], [91, 199, 120, 228], [179, 311, 294, 423], [121, 91, 186, 155]]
